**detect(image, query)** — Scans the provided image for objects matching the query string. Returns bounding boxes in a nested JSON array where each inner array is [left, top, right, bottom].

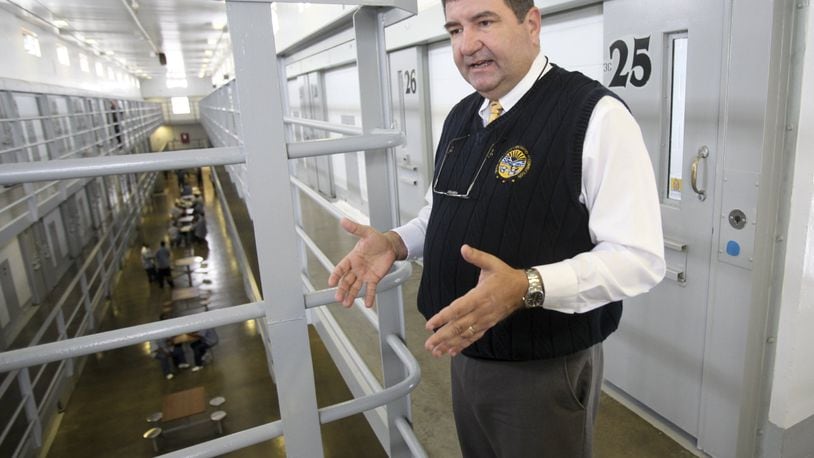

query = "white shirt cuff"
[[533, 263, 579, 314], [392, 224, 425, 260]]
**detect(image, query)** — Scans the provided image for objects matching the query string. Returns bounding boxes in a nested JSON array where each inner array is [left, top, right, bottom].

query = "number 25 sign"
[[603, 36, 653, 88]]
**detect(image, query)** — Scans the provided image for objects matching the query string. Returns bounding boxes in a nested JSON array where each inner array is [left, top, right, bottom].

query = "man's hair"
[[442, 0, 534, 22]]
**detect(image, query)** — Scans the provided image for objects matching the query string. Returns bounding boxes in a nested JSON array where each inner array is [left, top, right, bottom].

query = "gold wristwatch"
[[523, 268, 545, 308]]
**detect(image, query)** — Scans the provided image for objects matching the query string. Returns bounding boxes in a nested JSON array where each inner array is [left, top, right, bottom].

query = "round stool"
[[143, 427, 162, 452], [145, 411, 163, 423], [210, 410, 227, 434], [209, 396, 226, 407]]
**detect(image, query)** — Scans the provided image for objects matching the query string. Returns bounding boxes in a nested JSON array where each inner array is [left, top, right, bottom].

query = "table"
[[172, 287, 199, 302], [175, 255, 203, 285], [162, 386, 206, 422], [184, 208, 194, 215], [172, 333, 201, 345], [177, 215, 195, 225]]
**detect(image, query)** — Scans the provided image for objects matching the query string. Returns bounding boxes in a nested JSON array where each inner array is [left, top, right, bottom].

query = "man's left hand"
[[424, 244, 529, 357]]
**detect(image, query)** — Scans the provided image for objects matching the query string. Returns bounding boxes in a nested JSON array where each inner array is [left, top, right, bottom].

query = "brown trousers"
[[451, 343, 603, 458]]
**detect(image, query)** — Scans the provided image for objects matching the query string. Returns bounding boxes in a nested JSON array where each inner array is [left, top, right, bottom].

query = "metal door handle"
[[691, 146, 709, 201]]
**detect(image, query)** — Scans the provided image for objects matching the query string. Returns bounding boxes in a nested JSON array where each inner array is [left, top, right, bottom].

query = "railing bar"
[[0, 302, 265, 373], [156, 335, 420, 458], [395, 417, 428, 458], [0, 399, 27, 445], [11, 414, 37, 458], [283, 116, 363, 136], [36, 359, 68, 414], [303, 261, 411, 309], [156, 420, 284, 458], [290, 176, 347, 221], [0, 368, 20, 398], [287, 130, 404, 159], [319, 334, 419, 423], [0, 148, 244, 186]]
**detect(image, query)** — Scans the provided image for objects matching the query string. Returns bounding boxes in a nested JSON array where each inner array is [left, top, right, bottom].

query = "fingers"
[[340, 217, 370, 238], [328, 257, 349, 287], [424, 320, 485, 357], [363, 280, 378, 308]]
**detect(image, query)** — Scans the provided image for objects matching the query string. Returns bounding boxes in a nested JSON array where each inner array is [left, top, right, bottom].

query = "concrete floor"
[[41, 168, 695, 457]]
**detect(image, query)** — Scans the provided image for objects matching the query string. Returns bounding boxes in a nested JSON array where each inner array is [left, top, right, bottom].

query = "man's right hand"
[[328, 218, 404, 308]]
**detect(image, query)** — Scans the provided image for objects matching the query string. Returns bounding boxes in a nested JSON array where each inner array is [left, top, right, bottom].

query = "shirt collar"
[[478, 50, 550, 125]]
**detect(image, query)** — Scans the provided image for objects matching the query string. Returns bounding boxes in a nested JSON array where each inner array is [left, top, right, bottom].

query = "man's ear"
[[525, 7, 541, 42]]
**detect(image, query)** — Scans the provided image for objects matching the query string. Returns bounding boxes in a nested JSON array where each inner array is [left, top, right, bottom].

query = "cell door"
[[389, 46, 433, 225], [601, 0, 724, 450], [17, 228, 48, 304], [298, 72, 335, 198]]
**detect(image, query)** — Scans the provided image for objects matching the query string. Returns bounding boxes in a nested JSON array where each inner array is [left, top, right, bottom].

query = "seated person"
[[150, 338, 189, 380], [193, 216, 207, 243], [193, 197, 205, 216], [181, 183, 193, 197], [169, 205, 183, 220], [168, 223, 181, 247], [190, 328, 219, 371]]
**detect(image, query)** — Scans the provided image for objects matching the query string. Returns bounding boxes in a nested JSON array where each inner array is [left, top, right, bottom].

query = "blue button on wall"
[[726, 240, 741, 256]]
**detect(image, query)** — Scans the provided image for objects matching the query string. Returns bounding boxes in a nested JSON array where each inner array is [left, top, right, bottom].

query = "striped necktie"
[[487, 100, 503, 125]]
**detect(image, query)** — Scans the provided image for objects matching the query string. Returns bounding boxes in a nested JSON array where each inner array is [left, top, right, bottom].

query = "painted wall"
[[0, 9, 140, 99], [769, 2, 814, 430], [140, 74, 213, 98], [149, 124, 209, 152]]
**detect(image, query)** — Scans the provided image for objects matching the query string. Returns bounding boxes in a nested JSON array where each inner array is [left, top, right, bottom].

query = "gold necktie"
[[487, 100, 503, 125]]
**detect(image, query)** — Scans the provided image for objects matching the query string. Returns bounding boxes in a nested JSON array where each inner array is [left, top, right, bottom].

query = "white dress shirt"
[[393, 51, 666, 314]]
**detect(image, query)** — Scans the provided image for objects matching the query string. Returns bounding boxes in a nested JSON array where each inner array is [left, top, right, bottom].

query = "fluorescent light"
[[53, 19, 69, 28]]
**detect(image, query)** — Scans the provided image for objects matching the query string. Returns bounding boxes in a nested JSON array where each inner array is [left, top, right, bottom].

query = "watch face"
[[526, 291, 544, 307]]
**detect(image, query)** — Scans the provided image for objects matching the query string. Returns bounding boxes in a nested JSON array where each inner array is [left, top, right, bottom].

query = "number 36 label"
[[603, 36, 653, 88]]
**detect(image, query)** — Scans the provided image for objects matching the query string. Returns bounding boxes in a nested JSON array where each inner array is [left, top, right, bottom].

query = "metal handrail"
[[284, 116, 363, 136], [0, 302, 264, 373], [157, 334, 419, 458], [0, 147, 243, 185], [287, 129, 404, 159], [304, 261, 412, 309]]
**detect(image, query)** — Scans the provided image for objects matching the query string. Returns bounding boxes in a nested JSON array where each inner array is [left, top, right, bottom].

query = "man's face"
[[444, 0, 540, 101]]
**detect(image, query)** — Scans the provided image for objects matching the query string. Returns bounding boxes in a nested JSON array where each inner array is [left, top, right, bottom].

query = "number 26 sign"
[[603, 35, 653, 88]]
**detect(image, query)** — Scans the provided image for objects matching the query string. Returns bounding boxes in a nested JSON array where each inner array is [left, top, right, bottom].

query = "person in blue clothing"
[[189, 328, 219, 371], [154, 240, 174, 288], [150, 337, 189, 380]]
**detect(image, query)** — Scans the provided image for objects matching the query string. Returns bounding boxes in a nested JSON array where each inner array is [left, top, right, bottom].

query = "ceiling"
[[5, 0, 231, 81]]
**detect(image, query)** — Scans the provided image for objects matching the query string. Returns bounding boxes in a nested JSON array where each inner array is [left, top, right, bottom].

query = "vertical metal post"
[[17, 368, 43, 447], [226, 1, 324, 456], [80, 273, 96, 331], [354, 7, 411, 457]]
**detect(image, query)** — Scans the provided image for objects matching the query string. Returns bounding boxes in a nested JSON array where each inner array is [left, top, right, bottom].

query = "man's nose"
[[459, 29, 481, 55]]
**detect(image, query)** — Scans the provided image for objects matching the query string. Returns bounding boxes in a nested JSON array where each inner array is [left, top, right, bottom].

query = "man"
[[329, 0, 665, 455], [154, 241, 174, 289]]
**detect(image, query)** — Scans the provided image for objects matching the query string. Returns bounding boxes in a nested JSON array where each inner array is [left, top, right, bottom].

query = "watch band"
[[523, 268, 545, 308]]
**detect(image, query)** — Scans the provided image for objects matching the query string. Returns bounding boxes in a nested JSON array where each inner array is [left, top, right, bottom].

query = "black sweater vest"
[[418, 65, 623, 361]]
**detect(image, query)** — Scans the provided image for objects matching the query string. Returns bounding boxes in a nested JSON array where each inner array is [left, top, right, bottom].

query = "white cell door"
[[602, 0, 725, 450]]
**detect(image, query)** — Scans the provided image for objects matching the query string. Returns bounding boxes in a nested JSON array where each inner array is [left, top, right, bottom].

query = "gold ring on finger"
[[467, 325, 476, 337]]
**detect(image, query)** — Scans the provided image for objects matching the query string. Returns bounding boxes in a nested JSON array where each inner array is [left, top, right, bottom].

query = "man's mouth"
[[470, 59, 493, 69]]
